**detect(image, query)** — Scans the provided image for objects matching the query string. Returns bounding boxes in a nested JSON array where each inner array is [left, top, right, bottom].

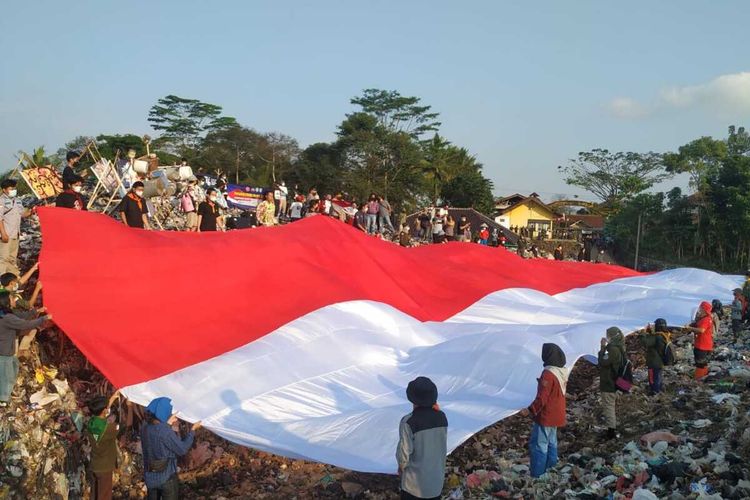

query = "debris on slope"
[[2, 213, 748, 499]]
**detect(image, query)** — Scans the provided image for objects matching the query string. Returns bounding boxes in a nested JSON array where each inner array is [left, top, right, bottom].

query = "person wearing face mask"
[[61, 150, 88, 188], [55, 175, 88, 210], [85, 391, 122, 500], [0, 262, 42, 311], [197, 188, 219, 232], [0, 179, 33, 276], [117, 181, 150, 229]]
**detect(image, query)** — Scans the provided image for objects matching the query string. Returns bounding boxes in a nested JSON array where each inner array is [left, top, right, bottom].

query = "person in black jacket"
[[396, 377, 448, 500], [55, 175, 87, 211]]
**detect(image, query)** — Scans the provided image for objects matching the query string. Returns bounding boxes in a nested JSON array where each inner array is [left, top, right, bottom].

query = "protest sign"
[[20, 165, 63, 200], [226, 184, 267, 211], [90, 159, 119, 193]]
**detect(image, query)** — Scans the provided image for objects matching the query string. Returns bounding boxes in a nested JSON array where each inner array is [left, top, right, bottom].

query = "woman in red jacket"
[[690, 301, 714, 380], [520, 343, 568, 477]]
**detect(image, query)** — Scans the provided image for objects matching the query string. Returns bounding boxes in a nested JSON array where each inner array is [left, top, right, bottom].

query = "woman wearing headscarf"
[[520, 343, 568, 477], [141, 397, 201, 499], [598, 327, 625, 440]]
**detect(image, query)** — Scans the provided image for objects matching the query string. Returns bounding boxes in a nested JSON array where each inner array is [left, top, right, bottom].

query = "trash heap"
[[2, 214, 748, 499], [442, 320, 750, 500]]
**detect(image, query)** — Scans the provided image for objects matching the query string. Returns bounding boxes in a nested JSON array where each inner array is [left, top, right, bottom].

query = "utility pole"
[[634, 212, 642, 271]]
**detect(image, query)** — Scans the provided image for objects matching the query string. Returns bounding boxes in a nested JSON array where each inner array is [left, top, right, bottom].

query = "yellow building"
[[494, 193, 559, 238]]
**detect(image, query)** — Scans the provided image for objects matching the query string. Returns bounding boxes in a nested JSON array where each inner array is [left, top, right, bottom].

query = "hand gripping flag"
[[37, 208, 738, 472]]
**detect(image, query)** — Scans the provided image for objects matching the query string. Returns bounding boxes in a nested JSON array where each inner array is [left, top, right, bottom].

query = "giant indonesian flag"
[[37, 208, 739, 473]]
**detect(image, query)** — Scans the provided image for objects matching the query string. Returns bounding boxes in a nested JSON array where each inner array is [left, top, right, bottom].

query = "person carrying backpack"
[[598, 326, 625, 440], [641, 319, 670, 395]]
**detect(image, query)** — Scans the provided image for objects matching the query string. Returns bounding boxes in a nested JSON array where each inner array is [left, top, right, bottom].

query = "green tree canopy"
[[148, 95, 238, 155], [441, 169, 495, 215], [559, 149, 670, 209]]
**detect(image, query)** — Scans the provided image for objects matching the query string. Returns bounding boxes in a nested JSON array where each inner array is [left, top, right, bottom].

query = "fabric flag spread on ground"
[[37, 208, 739, 473]]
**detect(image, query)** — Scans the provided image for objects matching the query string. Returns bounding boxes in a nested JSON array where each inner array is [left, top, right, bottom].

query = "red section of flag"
[[37, 208, 638, 387]]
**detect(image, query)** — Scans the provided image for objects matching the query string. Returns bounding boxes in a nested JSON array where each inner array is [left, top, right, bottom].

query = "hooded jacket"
[[694, 301, 714, 351], [598, 327, 625, 393], [528, 343, 568, 427], [641, 324, 667, 369], [397, 377, 448, 499]]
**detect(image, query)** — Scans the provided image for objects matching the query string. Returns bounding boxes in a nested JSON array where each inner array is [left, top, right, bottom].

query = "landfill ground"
[[1, 222, 750, 499]]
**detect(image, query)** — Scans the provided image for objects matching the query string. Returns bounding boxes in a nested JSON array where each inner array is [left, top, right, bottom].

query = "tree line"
[[50, 90, 495, 216], [559, 126, 750, 272]]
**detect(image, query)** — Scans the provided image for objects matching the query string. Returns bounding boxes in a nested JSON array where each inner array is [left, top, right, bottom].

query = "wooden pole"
[[634, 212, 642, 271]]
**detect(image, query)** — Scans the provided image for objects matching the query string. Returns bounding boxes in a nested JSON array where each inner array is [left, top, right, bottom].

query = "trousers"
[[529, 422, 558, 477], [600, 391, 618, 429], [0, 238, 20, 276], [146, 474, 179, 500], [648, 367, 663, 394]]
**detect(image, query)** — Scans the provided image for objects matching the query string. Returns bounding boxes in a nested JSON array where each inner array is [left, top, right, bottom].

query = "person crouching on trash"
[[641, 319, 668, 395], [598, 327, 625, 440], [141, 397, 201, 499], [396, 376, 448, 500], [688, 301, 714, 380], [520, 343, 568, 477]]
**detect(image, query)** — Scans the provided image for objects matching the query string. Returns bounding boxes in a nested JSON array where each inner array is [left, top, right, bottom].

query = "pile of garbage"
[[442, 321, 750, 500], [2, 215, 749, 499]]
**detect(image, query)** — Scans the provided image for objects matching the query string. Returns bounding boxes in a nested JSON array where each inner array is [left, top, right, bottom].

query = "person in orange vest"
[[686, 301, 714, 380]]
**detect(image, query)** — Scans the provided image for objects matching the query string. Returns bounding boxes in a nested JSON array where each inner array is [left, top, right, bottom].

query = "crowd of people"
[[1, 151, 748, 499]]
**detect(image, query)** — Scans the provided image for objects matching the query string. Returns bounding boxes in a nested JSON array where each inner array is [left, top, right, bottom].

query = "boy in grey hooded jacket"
[[396, 376, 448, 500]]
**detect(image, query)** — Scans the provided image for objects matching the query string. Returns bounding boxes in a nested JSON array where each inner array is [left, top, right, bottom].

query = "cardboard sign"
[[90, 159, 120, 193], [20, 166, 63, 200]]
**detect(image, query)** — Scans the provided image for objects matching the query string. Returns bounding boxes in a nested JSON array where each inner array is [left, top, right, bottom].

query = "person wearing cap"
[[731, 288, 745, 341], [641, 319, 669, 395], [288, 195, 304, 222], [478, 224, 489, 245], [85, 391, 121, 500], [117, 182, 150, 229], [598, 326, 625, 440], [396, 376, 448, 500], [141, 397, 201, 499], [56, 175, 88, 210], [685, 301, 714, 380], [519, 343, 567, 477]]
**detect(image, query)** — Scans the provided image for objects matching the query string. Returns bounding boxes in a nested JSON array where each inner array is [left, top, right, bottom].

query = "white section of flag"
[[121, 269, 740, 473]]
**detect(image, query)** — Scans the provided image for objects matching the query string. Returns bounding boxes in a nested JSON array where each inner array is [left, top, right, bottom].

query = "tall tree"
[[148, 95, 238, 155], [350, 89, 440, 138], [441, 170, 495, 215], [558, 149, 670, 209]]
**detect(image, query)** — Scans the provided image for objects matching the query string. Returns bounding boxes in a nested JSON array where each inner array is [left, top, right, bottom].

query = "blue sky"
[[2, 1, 749, 199]]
